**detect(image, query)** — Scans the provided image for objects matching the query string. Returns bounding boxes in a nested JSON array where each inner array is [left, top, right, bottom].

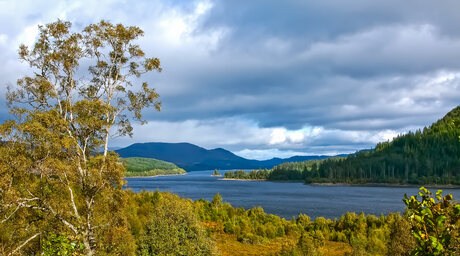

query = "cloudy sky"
[[0, 0, 459, 160]]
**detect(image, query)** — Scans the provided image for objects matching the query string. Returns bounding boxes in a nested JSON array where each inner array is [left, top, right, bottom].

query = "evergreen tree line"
[[223, 160, 332, 181], [224, 169, 271, 180], [230, 107, 460, 185]]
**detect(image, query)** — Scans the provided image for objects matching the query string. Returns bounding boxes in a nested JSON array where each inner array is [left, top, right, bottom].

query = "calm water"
[[125, 170, 460, 219]]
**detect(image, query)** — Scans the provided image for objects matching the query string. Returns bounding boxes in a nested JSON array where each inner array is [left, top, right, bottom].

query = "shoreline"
[[126, 173, 187, 178], [308, 182, 460, 189], [219, 178, 460, 188]]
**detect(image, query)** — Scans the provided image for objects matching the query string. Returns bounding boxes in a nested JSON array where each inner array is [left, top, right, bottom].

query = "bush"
[[135, 193, 216, 256], [237, 233, 264, 244], [404, 187, 460, 255]]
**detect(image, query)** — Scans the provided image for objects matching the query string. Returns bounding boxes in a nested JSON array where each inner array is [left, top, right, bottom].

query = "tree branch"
[[63, 171, 81, 221], [7, 232, 40, 256], [1, 205, 20, 224]]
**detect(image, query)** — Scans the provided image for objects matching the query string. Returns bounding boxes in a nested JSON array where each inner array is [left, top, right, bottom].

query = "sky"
[[0, 0, 459, 160]]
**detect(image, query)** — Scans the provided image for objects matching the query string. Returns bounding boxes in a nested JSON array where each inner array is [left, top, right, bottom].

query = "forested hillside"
[[242, 107, 460, 185], [310, 106, 459, 184], [223, 159, 341, 181]]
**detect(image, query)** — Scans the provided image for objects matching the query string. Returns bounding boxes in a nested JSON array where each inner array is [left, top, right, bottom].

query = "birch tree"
[[0, 20, 161, 255]]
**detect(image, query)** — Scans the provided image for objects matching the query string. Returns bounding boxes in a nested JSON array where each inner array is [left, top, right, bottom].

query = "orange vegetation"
[[214, 233, 294, 256], [204, 221, 352, 256], [213, 232, 352, 256], [318, 241, 353, 256]]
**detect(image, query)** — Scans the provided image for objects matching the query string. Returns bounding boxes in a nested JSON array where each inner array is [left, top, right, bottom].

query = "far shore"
[[308, 182, 460, 189], [219, 178, 267, 181], [127, 173, 460, 189], [125, 173, 187, 178], [218, 178, 460, 188]]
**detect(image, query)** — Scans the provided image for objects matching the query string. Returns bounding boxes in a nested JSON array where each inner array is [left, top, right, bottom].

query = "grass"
[[213, 233, 352, 256], [319, 241, 353, 256], [214, 233, 293, 256], [121, 157, 186, 177]]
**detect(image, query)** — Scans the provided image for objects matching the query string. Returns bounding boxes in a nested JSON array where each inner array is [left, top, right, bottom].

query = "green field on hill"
[[121, 157, 186, 177]]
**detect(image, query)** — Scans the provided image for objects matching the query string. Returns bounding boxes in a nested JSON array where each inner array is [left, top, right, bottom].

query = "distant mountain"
[[115, 142, 339, 171]]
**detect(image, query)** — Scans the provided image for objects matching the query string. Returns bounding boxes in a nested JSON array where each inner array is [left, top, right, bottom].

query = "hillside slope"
[[307, 106, 460, 184], [121, 157, 186, 177], [121, 157, 180, 172], [115, 142, 337, 171]]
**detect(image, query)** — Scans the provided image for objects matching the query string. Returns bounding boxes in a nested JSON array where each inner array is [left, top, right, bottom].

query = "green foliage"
[[387, 213, 415, 256], [212, 169, 221, 176], [404, 187, 460, 255], [192, 192, 419, 256], [212, 193, 223, 208], [295, 232, 320, 256], [42, 233, 84, 256], [271, 159, 341, 181], [196, 195, 291, 244], [124, 168, 186, 177], [224, 169, 271, 180], [133, 192, 216, 256], [223, 159, 345, 181], [121, 157, 181, 172], [121, 155, 185, 179]]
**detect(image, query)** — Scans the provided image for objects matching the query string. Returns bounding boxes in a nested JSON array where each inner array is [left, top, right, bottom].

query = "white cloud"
[[374, 130, 399, 142], [0, 34, 7, 45], [234, 148, 317, 161], [15, 24, 39, 50], [269, 128, 287, 144], [109, 117, 414, 159], [156, 1, 214, 46], [288, 130, 304, 143], [111, 117, 273, 149]]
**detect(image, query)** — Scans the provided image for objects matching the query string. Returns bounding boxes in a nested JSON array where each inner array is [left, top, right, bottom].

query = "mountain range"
[[115, 142, 344, 171]]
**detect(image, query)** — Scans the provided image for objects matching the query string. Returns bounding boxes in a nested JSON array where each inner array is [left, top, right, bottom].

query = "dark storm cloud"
[[146, 0, 460, 131], [199, 1, 460, 43], [1, 0, 459, 158]]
